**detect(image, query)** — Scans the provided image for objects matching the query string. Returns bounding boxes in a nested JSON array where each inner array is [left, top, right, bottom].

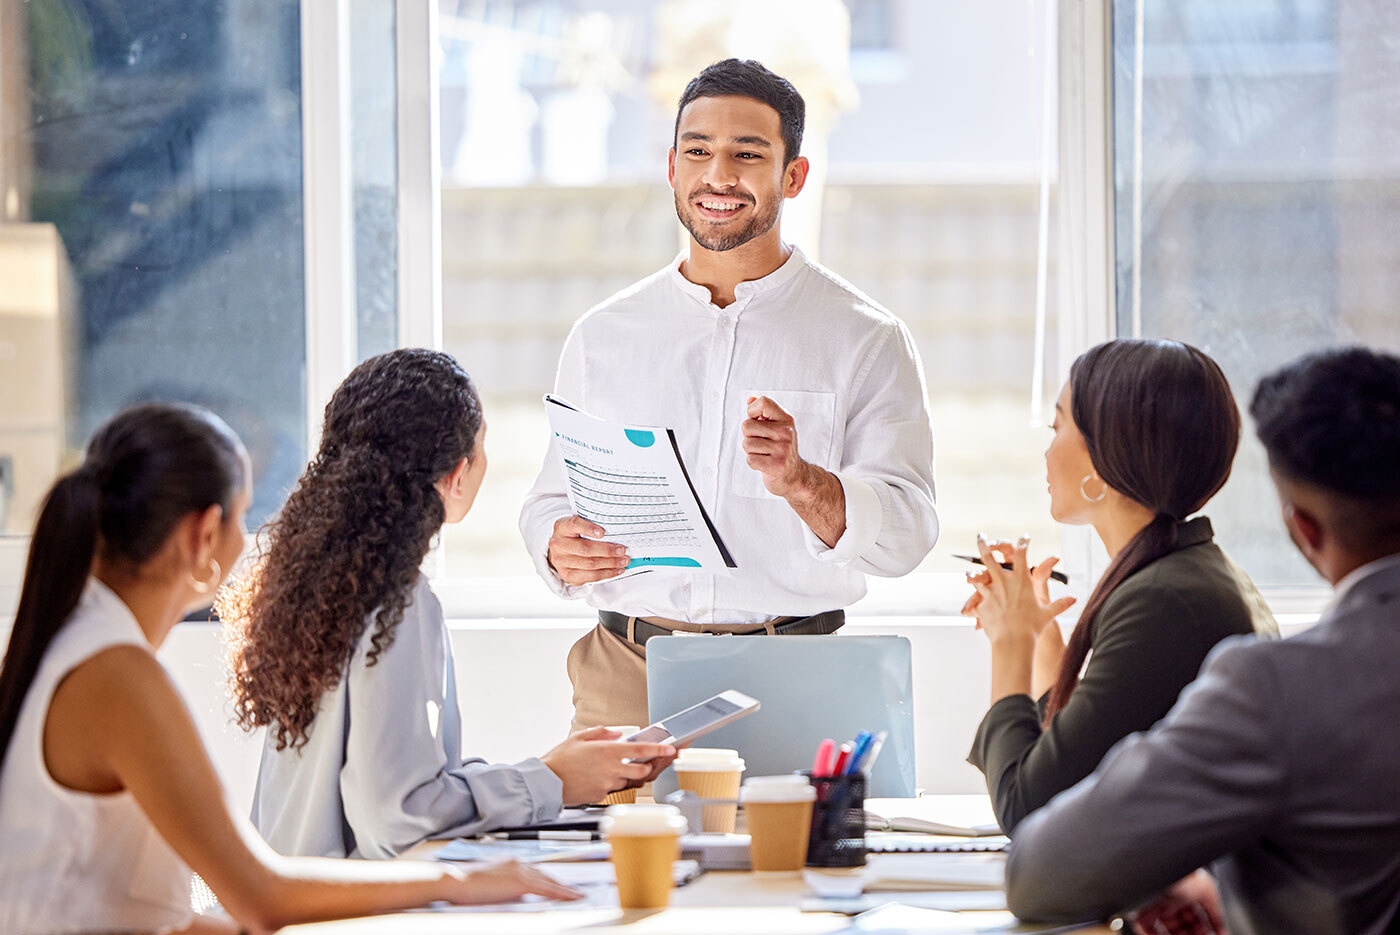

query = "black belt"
[[599, 609, 845, 647]]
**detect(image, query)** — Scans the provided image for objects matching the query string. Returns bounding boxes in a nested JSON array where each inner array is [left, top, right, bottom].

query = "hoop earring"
[[188, 558, 222, 594], [1080, 474, 1108, 503]]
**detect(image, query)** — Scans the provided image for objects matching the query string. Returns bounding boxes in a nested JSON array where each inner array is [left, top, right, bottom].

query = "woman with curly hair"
[[0, 403, 581, 934], [222, 349, 676, 859]]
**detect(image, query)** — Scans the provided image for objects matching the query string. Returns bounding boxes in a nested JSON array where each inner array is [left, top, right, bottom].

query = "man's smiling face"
[[669, 94, 796, 253]]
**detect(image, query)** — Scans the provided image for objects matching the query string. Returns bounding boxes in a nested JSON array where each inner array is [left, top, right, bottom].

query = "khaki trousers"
[[566, 623, 650, 734], [565, 617, 790, 734]]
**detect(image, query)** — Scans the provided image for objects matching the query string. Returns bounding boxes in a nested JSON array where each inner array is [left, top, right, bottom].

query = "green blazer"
[[968, 516, 1278, 834]]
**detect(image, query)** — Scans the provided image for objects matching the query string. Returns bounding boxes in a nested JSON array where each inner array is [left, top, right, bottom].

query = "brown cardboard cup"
[[672, 748, 745, 833], [741, 775, 817, 871], [603, 805, 687, 909]]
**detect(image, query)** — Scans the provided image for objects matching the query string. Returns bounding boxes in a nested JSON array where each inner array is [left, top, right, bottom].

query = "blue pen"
[[859, 730, 889, 777], [844, 730, 874, 775]]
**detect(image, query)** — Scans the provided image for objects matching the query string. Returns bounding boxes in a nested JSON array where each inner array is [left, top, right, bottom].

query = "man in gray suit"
[[1004, 346, 1400, 935]]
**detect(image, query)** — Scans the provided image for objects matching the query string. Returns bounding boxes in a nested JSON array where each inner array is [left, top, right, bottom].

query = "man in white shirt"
[[520, 59, 939, 731]]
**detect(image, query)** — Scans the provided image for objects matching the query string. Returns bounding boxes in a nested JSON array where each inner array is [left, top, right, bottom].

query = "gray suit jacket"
[[1005, 557, 1400, 935]]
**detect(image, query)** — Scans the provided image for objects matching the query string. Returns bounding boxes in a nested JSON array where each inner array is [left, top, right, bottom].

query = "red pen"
[[812, 738, 835, 777], [829, 742, 854, 777]]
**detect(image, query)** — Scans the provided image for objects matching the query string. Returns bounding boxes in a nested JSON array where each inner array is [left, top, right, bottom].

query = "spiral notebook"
[[867, 832, 1009, 854]]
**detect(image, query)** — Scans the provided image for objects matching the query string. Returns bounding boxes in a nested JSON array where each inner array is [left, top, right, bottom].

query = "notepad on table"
[[864, 796, 1003, 837]]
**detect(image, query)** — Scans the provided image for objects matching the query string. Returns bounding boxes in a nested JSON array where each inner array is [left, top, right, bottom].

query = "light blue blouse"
[[250, 575, 563, 858]]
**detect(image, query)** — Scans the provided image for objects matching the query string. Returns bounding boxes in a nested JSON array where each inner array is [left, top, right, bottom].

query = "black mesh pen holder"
[[802, 771, 867, 867]]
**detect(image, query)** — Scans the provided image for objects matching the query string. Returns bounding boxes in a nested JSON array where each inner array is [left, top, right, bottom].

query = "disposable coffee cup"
[[601, 726, 640, 805], [741, 775, 816, 871], [601, 804, 688, 909], [672, 748, 745, 833]]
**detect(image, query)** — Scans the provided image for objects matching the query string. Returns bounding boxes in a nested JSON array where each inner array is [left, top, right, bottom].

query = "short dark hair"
[[674, 58, 805, 164], [1251, 347, 1400, 535]]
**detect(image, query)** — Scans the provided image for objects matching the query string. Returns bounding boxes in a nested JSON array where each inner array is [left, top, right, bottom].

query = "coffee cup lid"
[[741, 775, 816, 803], [674, 748, 745, 772], [601, 803, 689, 836]]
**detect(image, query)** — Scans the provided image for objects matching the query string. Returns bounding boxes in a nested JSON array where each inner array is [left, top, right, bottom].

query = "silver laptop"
[[646, 634, 916, 797]]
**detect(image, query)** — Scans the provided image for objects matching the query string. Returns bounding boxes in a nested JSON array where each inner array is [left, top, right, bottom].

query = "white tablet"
[[626, 690, 760, 748]]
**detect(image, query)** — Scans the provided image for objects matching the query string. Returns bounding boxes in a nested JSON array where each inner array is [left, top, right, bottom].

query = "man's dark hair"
[[1251, 346, 1400, 547], [674, 58, 805, 164]]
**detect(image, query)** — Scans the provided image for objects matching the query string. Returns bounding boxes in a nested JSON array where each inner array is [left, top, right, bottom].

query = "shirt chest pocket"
[[732, 389, 838, 501]]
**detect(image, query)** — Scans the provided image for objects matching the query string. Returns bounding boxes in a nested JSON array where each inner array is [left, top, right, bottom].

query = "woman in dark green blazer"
[[964, 339, 1278, 835]]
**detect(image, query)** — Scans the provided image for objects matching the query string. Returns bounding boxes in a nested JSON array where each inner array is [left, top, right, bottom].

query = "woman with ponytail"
[[0, 403, 582, 935], [221, 348, 675, 860], [964, 339, 1278, 835]]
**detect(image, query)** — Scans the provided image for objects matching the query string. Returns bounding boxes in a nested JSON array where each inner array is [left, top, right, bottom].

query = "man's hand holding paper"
[[541, 396, 736, 574], [547, 516, 630, 586]]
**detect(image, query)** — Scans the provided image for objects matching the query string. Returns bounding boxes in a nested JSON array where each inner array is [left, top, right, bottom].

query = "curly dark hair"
[[220, 349, 482, 750]]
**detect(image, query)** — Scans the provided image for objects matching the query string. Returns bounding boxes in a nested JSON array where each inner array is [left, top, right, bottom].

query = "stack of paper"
[[862, 853, 1007, 892], [539, 859, 703, 889], [434, 838, 609, 863]]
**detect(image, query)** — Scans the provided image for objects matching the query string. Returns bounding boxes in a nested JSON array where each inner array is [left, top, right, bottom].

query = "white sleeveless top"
[[0, 580, 194, 934]]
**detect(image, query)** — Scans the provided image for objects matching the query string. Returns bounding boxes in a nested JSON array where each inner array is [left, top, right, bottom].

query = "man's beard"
[[674, 190, 780, 252]]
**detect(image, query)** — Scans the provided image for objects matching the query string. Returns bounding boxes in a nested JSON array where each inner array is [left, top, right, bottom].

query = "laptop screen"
[[646, 634, 916, 797]]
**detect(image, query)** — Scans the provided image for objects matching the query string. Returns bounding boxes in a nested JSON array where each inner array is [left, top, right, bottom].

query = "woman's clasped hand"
[[961, 534, 1075, 646]]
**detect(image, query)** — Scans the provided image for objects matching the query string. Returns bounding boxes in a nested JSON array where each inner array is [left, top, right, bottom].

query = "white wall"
[[167, 616, 1002, 814], [162, 613, 1316, 815]]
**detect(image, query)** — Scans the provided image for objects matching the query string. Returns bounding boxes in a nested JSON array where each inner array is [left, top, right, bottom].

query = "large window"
[[1111, 0, 1400, 590], [0, 0, 398, 537], [7, 2, 1393, 622], [2, 1, 308, 532], [435, 0, 1065, 614]]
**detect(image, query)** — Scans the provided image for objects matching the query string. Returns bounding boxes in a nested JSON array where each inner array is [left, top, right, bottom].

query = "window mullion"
[[1056, 0, 1117, 590], [301, 0, 358, 452], [395, 0, 442, 353]]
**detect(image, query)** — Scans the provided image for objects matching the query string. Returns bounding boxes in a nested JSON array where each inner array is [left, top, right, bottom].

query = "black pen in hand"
[[953, 553, 1070, 584]]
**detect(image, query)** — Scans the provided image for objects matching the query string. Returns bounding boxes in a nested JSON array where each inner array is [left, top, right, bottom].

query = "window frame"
[[1060, 0, 1330, 616]]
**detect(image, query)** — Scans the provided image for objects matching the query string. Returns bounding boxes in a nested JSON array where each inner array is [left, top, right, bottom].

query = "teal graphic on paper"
[[627, 557, 702, 569], [624, 429, 655, 448]]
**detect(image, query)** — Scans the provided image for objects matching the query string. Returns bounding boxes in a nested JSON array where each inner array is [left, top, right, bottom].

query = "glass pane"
[[0, 0, 307, 533], [1111, 0, 1400, 587], [436, 0, 1061, 611]]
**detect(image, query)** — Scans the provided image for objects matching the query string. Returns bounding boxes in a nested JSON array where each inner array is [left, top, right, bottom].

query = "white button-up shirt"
[[519, 246, 938, 624]]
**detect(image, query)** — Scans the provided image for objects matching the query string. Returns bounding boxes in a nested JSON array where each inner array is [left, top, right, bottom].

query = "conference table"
[[283, 796, 1118, 935]]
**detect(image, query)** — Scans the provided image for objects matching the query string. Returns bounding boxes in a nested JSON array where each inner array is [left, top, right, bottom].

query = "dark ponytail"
[[1045, 340, 1240, 722], [0, 404, 245, 772]]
